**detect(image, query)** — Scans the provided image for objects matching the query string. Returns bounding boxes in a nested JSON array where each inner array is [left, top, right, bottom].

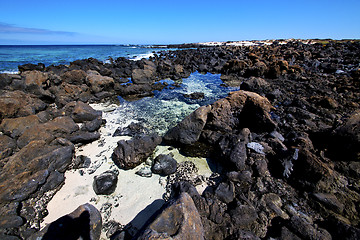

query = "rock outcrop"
[[112, 134, 162, 170], [137, 192, 205, 240]]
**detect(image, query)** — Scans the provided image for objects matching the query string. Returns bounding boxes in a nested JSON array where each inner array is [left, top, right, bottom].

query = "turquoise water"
[[0, 45, 169, 73]]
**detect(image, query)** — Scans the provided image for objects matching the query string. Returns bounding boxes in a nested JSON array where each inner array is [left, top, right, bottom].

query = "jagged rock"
[[222, 59, 248, 74], [0, 140, 74, 202], [18, 63, 45, 73], [137, 192, 205, 240], [240, 77, 270, 94], [151, 154, 177, 176], [81, 116, 103, 132], [183, 92, 205, 100], [218, 133, 248, 171], [238, 91, 276, 132], [29, 203, 102, 240], [0, 115, 40, 138], [206, 98, 234, 131], [0, 73, 13, 90], [313, 193, 344, 213], [0, 90, 46, 120], [288, 216, 332, 240], [227, 230, 260, 240], [215, 181, 235, 204], [260, 193, 289, 219], [49, 83, 88, 106], [112, 134, 162, 170], [86, 70, 114, 93], [131, 68, 155, 84], [21, 70, 49, 87], [60, 69, 87, 85], [0, 135, 16, 160], [72, 155, 91, 169], [332, 110, 360, 161], [70, 101, 102, 123], [112, 122, 148, 137], [17, 116, 79, 148], [164, 105, 211, 145], [68, 131, 101, 144], [93, 170, 118, 195], [229, 204, 258, 227]]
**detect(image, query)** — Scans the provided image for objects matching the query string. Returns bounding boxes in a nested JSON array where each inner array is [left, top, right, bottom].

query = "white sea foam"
[[0, 70, 20, 74], [129, 52, 155, 61]]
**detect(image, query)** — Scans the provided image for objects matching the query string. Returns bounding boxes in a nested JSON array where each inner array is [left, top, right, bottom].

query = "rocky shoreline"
[[0, 39, 359, 239]]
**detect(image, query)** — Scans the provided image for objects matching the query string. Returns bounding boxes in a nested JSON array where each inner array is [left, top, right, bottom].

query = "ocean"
[[0, 44, 170, 73]]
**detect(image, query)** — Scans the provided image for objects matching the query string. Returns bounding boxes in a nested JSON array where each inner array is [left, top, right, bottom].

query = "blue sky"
[[0, 0, 359, 44]]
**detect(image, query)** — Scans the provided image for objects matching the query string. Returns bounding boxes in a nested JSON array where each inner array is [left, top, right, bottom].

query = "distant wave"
[[129, 52, 155, 61], [0, 70, 19, 74]]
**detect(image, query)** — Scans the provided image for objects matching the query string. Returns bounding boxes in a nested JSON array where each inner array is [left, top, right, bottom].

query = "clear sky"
[[0, 0, 359, 44]]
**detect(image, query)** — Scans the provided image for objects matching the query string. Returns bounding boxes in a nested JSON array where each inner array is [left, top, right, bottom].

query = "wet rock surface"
[[0, 40, 359, 239]]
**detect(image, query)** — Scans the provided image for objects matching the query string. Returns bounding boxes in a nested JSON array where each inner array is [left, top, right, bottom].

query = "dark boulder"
[[29, 203, 102, 240], [151, 154, 177, 176], [0, 140, 74, 202], [164, 105, 211, 145], [81, 116, 103, 132], [112, 122, 148, 137], [332, 110, 360, 161], [229, 204, 258, 227], [288, 216, 332, 240], [21, 70, 49, 88], [0, 90, 46, 120], [238, 92, 276, 133], [112, 134, 162, 170], [60, 69, 87, 85], [93, 170, 118, 195], [0, 73, 14, 90], [0, 135, 16, 160], [86, 70, 114, 93], [0, 114, 40, 138], [67, 101, 102, 123], [16, 116, 79, 148], [218, 133, 248, 171], [183, 92, 205, 100], [67, 131, 101, 144], [240, 77, 271, 95], [221, 59, 248, 74], [214, 181, 235, 204], [18, 63, 45, 73], [137, 192, 205, 240]]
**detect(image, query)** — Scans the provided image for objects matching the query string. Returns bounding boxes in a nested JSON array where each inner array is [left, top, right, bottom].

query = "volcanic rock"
[[29, 203, 102, 240], [137, 192, 205, 240], [164, 105, 211, 145], [0, 90, 46, 120], [151, 154, 178, 176], [93, 170, 118, 195], [112, 134, 162, 170], [86, 70, 114, 93]]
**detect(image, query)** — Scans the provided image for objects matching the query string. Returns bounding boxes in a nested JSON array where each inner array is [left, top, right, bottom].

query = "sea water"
[[0, 44, 169, 73]]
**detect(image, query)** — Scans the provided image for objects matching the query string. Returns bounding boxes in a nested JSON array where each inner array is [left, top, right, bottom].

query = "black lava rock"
[[93, 170, 118, 195], [151, 154, 177, 176]]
